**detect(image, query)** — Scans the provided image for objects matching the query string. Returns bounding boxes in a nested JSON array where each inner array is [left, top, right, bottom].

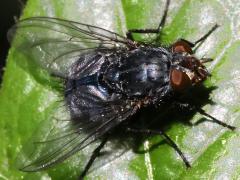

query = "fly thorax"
[[103, 48, 171, 97]]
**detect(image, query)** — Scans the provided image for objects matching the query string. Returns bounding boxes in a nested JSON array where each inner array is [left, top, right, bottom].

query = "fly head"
[[169, 40, 210, 92]]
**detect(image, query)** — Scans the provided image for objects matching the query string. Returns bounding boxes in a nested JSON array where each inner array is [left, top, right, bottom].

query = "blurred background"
[[0, 0, 26, 82]]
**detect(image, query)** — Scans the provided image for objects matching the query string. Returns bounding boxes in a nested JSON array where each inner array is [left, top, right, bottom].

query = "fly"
[[9, 0, 236, 179]]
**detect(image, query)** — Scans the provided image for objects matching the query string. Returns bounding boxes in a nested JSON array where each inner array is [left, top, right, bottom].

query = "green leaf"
[[1, 0, 240, 179]]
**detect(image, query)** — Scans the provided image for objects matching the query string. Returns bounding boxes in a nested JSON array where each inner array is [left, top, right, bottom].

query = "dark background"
[[0, 0, 26, 82]]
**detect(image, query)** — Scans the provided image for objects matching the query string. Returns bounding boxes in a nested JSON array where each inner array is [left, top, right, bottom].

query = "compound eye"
[[170, 69, 192, 91], [172, 40, 193, 54]]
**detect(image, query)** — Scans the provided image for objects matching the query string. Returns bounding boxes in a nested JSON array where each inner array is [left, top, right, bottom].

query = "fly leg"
[[79, 136, 108, 180], [194, 24, 219, 46], [172, 24, 219, 54], [126, 0, 170, 41], [197, 108, 236, 130], [126, 127, 191, 168], [192, 24, 219, 53], [173, 102, 236, 130]]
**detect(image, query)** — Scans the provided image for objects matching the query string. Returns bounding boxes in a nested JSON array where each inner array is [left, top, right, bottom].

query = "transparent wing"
[[19, 89, 137, 172], [8, 16, 133, 77]]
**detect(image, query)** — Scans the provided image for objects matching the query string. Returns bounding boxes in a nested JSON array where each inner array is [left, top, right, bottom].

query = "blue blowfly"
[[8, 0, 236, 179]]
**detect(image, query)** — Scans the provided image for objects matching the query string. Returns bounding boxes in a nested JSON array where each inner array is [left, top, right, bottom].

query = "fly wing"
[[19, 90, 137, 172], [8, 16, 133, 77]]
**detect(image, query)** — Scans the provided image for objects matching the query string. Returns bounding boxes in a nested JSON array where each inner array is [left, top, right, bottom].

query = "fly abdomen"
[[65, 74, 99, 97], [75, 74, 98, 86]]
